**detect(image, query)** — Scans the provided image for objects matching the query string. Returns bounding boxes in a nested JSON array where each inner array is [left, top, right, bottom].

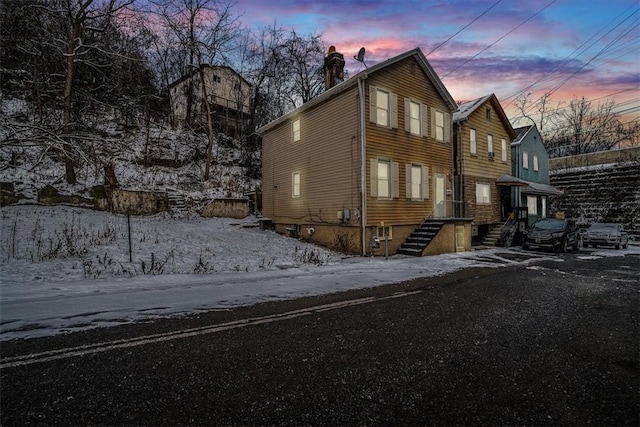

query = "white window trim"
[[376, 225, 393, 240], [533, 154, 539, 171], [370, 158, 399, 199], [430, 108, 451, 143], [405, 164, 429, 201], [369, 86, 398, 129], [292, 171, 301, 198], [470, 128, 477, 155], [501, 138, 507, 162], [523, 151, 529, 169], [476, 182, 491, 205], [292, 119, 300, 142], [404, 99, 428, 137], [487, 134, 494, 158]]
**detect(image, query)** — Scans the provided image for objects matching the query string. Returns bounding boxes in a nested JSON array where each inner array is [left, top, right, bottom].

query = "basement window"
[[376, 225, 393, 240]]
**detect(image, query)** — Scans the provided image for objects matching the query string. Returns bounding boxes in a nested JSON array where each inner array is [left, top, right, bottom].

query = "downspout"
[[358, 75, 368, 256], [515, 143, 521, 207]]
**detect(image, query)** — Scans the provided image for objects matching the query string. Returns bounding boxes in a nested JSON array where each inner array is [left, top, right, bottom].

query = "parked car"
[[582, 222, 629, 249], [522, 218, 581, 253]]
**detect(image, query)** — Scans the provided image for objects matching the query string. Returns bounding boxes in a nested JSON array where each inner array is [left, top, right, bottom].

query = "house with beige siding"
[[453, 94, 516, 244], [258, 47, 472, 256], [169, 65, 251, 136]]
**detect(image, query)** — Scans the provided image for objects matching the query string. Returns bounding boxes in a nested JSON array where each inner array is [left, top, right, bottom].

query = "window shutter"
[[444, 112, 451, 143], [430, 107, 436, 139], [390, 93, 398, 129], [423, 166, 430, 199], [392, 161, 400, 198], [370, 158, 378, 197], [421, 104, 429, 137], [404, 98, 411, 132], [405, 164, 411, 198], [369, 85, 377, 123]]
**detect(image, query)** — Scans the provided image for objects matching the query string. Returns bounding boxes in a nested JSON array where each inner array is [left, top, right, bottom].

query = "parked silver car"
[[582, 223, 629, 249]]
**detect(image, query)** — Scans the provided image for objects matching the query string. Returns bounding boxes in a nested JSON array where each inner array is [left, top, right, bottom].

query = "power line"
[[442, 0, 558, 79], [425, 0, 502, 57], [502, 3, 639, 108]]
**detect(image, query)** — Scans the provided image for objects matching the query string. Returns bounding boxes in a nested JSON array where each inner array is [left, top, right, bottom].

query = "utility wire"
[[502, 3, 639, 107], [442, 0, 558, 79], [425, 0, 502, 57]]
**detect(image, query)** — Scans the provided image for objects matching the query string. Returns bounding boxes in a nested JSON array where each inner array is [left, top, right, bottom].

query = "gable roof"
[[512, 124, 538, 145], [257, 48, 457, 135], [453, 93, 516, 139], [168, 64, 251, 89]]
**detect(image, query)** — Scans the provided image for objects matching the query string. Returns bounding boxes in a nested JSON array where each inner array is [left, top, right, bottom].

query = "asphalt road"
[[1, 250, 638, 426]]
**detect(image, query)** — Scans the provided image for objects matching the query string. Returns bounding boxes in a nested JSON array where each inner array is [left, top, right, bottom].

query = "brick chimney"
[[324, 46, 345, 90]]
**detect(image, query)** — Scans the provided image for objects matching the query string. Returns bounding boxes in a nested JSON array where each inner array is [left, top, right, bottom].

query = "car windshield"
[[589, 223, 617, 231], [532, 219, 566, 231]]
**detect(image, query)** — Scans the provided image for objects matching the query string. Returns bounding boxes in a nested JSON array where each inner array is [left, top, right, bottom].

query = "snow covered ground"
[[2, 205, 638, 341]]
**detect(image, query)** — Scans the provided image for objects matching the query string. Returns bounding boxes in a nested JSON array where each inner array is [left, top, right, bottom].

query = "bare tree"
[[546, 97, 636, 156], [154, 0, 241, 181], [513, 92, 557, 133], [241, 24, 326, 127]]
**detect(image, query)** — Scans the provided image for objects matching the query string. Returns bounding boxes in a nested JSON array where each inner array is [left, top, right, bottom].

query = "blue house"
[[510, 124, 562, 224]]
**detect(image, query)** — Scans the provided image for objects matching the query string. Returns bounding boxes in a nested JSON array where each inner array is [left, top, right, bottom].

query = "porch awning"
[[523, 181, 564, 196], [495, 174, 529, 186], [495, 174, 563, 196]]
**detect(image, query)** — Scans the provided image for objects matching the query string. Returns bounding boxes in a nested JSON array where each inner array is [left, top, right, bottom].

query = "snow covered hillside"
[[1, 98, 260, 207]]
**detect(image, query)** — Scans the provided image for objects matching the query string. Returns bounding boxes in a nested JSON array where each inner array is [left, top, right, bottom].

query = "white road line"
[[1, 290, 422, 369]]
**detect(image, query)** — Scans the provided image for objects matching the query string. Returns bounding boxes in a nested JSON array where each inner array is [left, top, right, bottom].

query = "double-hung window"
[[409, 100, 420, 135], [377, 160, 391, 198], [434, 110, 444, 141], [370, 158, 399, 199], [487, 134, 494, 157], [292, 171, 300, 198], [533, 155, 539, 171], [406, 164, 429, 200], [430, 108, 450, 142], [292, 119, 300, 142], [404, 99, 428, 136], [501, 138, 507, 162], [523, 152, 529, 169], [470, 129, 477, 155], [370, 86, 398, 128], [376, 89, 389, 126]]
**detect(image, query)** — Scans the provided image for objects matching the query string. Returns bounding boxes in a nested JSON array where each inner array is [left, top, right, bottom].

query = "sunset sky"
[[234, 0, 639, 125]]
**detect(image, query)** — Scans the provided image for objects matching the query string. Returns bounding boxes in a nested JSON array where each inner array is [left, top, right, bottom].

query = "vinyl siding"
[[455, 100, 512, 224], [261, 86, 361, 224], [364, 57, 454, 226]]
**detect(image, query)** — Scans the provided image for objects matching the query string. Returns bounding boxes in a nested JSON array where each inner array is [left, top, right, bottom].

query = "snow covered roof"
[[452, 94, 494, 122], [452, 93, 516, 139]]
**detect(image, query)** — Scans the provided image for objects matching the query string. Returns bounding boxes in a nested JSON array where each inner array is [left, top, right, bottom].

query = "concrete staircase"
[[167, 191, 186, 211], [481, 224, 503, 246], [397, 220, 444, 256]]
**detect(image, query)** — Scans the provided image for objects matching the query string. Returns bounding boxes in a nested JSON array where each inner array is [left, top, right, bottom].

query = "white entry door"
[[434, 174, 446, 218]]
